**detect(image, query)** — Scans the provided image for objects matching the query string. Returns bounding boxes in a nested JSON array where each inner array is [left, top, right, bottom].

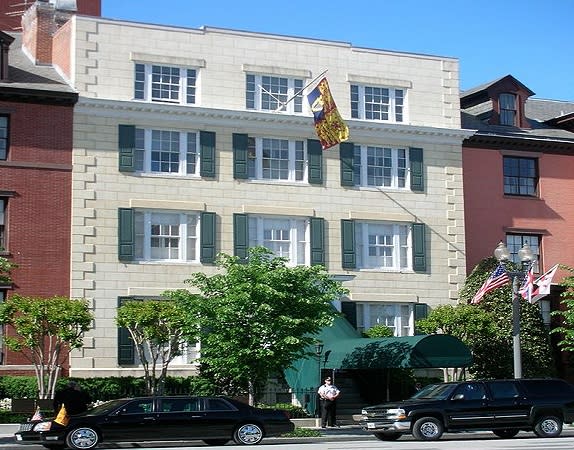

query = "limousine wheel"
[[412, 417, 443, 441], [234, 423, 263, 445], [65, 426, 100, 449], [534, 415, 562, 438], [492, 429, 519, 439], [203, 439, 230, 446]]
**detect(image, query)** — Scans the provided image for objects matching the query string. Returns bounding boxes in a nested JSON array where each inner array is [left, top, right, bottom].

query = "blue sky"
[[103, 0, 574, 101]]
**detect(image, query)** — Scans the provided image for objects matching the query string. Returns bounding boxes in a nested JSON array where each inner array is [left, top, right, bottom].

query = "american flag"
[[31, 406, 43, 421], [471, 264, 510, 304]]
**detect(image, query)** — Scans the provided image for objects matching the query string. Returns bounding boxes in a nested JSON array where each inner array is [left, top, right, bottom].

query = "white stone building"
[[23, 2, 470, 378]]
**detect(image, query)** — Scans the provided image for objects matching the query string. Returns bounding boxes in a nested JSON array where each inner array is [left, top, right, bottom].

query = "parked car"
[[359, 378, 574, 441], [14, 395, 294, 448]]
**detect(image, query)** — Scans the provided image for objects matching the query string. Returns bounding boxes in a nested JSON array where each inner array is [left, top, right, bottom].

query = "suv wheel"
[[534, 415, 562, 438], [492, 429, 519, 439], [412, 417, 443, 441], [373, 431, 401, 441]]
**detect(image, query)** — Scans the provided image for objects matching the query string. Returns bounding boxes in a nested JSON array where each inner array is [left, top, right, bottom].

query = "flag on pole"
[[531, 264, 559, 303], [31, 406, 43, 421], [307, 78, 349, 150], [519, 264, 535, 302], [471, 264, 511, 304], [54, 404, 69, 426]]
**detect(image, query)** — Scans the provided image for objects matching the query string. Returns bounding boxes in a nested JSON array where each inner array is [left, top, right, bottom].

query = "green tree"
[[0, 295, 93, 398], [363, 324, 394, 338], [550, 265, 574, 352], [167, 247, 347, 405], [116, 299, 199, 395], [0, 256, 17, 285], [419, 257, 554, 379]]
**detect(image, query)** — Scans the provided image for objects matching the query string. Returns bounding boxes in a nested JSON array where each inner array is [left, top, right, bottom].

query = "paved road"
[[4, 427, 574, 449]]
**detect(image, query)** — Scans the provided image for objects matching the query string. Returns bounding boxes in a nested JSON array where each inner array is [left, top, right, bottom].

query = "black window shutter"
[[340, 142, 354, 186], [310, 217, 325, 266], [233, 133, 249, 179], [118, 125, 136, 172], [307, 139, 323, 185], [233, 213, 249, 262], [412, 222, 427, 272], [199, 131, 216, 178], [341, 219, 356, 269], [200, 211, 216, 264], [341, 301, 357, 329], [118, 208, 134, 262], [409, 147, 424, 192], [414, 303, 429, 335], [117, 297, 136, 365]]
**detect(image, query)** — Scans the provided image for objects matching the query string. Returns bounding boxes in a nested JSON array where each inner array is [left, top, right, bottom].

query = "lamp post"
[[314, 342, 324, 418], [493, 241, 534, 379]]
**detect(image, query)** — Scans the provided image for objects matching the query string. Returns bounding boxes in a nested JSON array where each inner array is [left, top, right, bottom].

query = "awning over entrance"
[[284, 317, 472, 395], [322, 334, 473, 369]]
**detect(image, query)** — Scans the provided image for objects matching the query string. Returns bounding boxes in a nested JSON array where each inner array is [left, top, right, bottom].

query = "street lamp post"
[[314, 342, 324, 418], [493, 241, 534, 379]]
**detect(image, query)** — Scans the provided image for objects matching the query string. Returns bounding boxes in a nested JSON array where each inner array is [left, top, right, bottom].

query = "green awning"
[[323, 334, 473, 369], [284, 316, 472, 398]]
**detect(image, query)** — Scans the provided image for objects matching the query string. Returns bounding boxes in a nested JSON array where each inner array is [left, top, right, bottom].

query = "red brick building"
[[0, 0, 100, 31], [0, 19, 77, 371], [461, 75, 574, 378]]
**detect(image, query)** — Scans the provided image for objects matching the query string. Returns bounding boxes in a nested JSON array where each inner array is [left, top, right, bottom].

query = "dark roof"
[[461, 74, 574, 149], [0, 32, 77, 105]]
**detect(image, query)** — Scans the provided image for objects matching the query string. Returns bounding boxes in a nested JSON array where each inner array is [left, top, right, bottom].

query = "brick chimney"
[[21, 0, 74, 65]]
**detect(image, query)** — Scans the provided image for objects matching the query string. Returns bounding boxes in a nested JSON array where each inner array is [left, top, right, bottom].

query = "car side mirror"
[[452, 394, 465, 401]]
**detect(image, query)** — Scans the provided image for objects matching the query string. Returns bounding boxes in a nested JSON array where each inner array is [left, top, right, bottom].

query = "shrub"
[[257, 402, 310, 418]]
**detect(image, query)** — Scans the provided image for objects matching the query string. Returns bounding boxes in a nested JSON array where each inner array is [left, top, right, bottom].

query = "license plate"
[[367, 423, 376, 429], [16, 435, 22, 441]]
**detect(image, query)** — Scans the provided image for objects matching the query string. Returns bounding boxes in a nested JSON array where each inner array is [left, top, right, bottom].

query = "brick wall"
[[0, 100, 73, 367]]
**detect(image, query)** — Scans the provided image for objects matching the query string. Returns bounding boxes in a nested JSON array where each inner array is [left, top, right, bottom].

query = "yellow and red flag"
[[307, 78, 349, 150]]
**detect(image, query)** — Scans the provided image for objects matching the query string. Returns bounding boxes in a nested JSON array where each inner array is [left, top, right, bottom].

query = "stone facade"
[[61, 16, 470, 376]]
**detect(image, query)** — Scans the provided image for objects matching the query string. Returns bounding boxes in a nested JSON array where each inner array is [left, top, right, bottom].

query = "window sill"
[[132, 172, 202, 180], [503, 194, 541, 200]]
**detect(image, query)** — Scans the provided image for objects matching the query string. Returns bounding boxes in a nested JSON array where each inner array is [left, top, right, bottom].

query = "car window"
[[161, 398, 200, 412], [205, 398, 236, 411], [411, 383, 457, 400], [453, 383, 486, 401], [487, 381, 520, 399], [520, 379, 574, 397], [122, 399, 153, 414]]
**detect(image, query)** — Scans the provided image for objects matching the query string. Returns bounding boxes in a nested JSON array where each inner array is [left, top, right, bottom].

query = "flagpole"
[[272, 69, 329, 112]]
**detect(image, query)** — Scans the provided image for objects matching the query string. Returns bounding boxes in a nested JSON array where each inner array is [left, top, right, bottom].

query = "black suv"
[[359, 378, 574, 441]]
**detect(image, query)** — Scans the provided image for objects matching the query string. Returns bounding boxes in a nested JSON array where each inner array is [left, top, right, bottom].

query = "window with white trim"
[[356, 302, 413, 336], [351, 85, 405, 122], [353, 145, 408, 188], [0, 115, 8, 160], [499, 93, 517, 126], [0, 198, 5, 250], [246, 74, 304, 113], [134, 63, 197, 104], [506, 234, 540, 273], [503, 156, 537, 196], [134, 211, 200, 262], [134, 128, 199, 176], [249, 216, 309, 266], [247, 137, 306, 181], [356, 221, 411, 270]]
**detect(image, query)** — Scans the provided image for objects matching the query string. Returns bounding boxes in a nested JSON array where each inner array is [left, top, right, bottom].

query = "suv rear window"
[[486, 381, 520, 399], [520, 379, 574, 397]]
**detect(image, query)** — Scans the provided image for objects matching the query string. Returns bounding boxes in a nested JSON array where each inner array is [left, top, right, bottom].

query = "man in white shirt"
[[317, 377, 340, 428]]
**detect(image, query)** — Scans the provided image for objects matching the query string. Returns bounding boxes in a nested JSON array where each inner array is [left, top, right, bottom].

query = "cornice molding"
[[75, 98, 474, 145]]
